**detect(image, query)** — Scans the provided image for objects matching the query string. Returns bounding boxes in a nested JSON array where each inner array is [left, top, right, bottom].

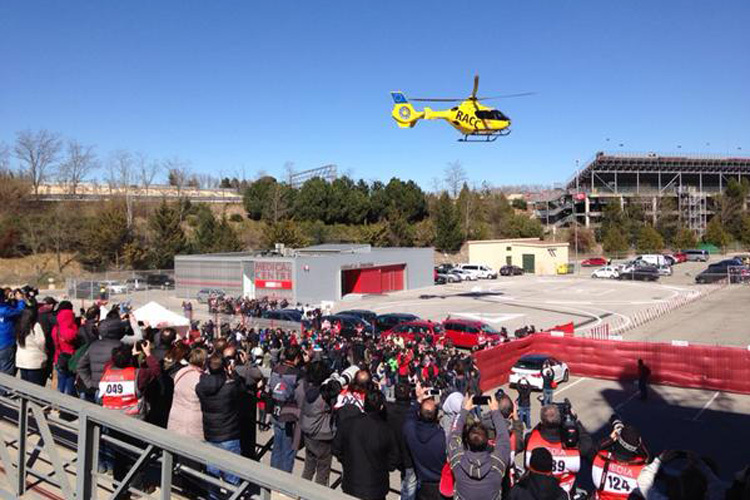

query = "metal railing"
[[0, 373, 354, 500]]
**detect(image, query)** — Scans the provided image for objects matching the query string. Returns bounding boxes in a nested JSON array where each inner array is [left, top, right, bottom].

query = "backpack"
[[68, 342, 91, 373], [268, 369, 298, 404]]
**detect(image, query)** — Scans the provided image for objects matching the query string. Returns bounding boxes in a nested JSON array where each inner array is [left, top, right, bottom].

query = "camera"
[[554, 398, 579, 448]]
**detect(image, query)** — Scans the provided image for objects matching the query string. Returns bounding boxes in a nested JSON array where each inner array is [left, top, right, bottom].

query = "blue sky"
[[2, 1, 749, 188]]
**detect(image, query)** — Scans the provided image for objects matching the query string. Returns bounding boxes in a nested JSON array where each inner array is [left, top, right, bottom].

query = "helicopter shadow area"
[[563, 376, 750, 488]]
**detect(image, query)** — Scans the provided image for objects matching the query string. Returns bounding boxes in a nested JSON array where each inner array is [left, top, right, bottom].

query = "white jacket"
[[16, 323, 47, 370]]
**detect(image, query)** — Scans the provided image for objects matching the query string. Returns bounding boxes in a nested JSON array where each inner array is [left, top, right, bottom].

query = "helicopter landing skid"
[[458, 129, 510, 142]]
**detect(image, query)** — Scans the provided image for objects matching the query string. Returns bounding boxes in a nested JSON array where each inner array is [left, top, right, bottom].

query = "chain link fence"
[[64, 269, 180, 313]]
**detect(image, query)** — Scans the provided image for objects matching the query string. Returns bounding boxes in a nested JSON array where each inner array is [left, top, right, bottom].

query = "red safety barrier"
[[475, 335, 750, 395]]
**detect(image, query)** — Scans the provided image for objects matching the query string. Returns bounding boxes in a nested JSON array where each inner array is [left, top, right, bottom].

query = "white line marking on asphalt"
[[692, 391, 719, 421], [614, 391, 640, 411], [555, 377, 588, 395]]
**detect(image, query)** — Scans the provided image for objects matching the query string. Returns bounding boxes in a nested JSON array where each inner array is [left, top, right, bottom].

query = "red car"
[[442, 318, 501, 348], [672, 252, 687, 263], [382, 320, 444, 343], [581, 257, 608, 267]]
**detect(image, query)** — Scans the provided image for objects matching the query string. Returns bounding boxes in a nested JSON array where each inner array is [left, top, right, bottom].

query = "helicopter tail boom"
[[390, 92, 423, 128]]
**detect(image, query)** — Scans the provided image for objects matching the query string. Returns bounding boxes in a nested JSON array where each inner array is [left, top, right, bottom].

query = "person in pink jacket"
[[168, 347, 206, 441], [51, 303, 79, 396]]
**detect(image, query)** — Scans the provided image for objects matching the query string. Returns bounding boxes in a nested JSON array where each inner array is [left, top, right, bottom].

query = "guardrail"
[[0, 373, 354, 500]]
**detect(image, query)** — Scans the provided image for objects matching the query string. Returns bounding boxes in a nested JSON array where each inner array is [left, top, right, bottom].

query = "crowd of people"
[[0, 286, 748, 500], [205, 295, 291, 317]]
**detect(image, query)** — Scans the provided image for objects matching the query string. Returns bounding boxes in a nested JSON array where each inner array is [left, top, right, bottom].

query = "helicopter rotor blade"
[[410, 98, 463, 102], [471, 75, 479, 99], [476, 92, 537, 101]]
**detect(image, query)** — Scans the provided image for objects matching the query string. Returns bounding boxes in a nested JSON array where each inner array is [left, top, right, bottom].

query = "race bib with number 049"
[[99, 380, 136, 397]]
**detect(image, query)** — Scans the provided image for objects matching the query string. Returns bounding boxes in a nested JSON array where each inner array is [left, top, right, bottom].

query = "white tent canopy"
[[133, 301, 190, 333]]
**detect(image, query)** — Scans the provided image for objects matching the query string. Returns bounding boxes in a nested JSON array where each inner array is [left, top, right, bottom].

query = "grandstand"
[[534, 152, 750, 236]]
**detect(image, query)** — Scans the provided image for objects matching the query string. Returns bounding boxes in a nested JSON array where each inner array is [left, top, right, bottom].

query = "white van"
[[635, 254, 668, 268], [457, 264, 497, 279]]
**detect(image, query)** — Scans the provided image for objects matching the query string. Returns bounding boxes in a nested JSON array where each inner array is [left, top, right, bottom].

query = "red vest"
[[525, 428, 580, 492], [99, 366, 143, 418], [591, 450, 647, 499]]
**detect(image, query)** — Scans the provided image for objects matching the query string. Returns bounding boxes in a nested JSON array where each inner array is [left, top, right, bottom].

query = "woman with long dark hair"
[[15, 299, 47, 386]]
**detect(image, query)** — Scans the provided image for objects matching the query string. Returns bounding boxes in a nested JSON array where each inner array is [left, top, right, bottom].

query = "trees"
[[704, 217, 730, 250], [636, 224, 664, 253], [148, 201, 187, 269], [673, 228, 698, 250], [443, 161, 467, 198], [243, 176, 279, 220], [192, 209, 243, 253], [262, 220, 308, 249], [567, 226, 596, 253], [79, 203, 132, 270], [602, 226, 629, 255], [434, 192, 463, 252], [14, 129, 62, 195], [58, 140, 97, 195], [655, 197, 680, 245]]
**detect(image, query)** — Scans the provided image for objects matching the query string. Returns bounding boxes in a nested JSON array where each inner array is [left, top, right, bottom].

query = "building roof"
[[297, 244, 372, 254], [566, 152, 750, 189], [175, 251, 255, 261], [467, 238, 568, 248]]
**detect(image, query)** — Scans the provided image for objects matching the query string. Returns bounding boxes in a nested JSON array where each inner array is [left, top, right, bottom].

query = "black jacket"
[[385, 400, 413, 470], [333, 412, 400, 500], [523, 423, 595, 462], [196, 372, 245, 443], [402, 415, 446, 483], [509, 473, 567, 500]]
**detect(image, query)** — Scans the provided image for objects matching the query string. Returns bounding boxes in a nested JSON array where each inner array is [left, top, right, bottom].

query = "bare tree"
[[163, 156, 190, 197], [14, 129, 62, 196], [444, 160, 467, 198], [136, 152, 161, 194], [107, 150, 135, 227], [0, 142, 9, 172], [283, 161, 296, 185], [58, 140, 97, 195]]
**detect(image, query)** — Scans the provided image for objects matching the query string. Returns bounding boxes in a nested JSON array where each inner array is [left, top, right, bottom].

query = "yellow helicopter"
[[391, 75, 532, 142]]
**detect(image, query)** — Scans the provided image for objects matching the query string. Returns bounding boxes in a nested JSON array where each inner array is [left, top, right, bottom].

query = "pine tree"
[[636, 225, 665, 253], [79, 203, 131, 270], [434, 192, 463, 252], [602, 226, 629, 255], [673, 227, 698, 250], [148, 200, 186, 268], [704, 217, 730, 249], [213, 215, 243, 252], [192, 209, 218, 253]]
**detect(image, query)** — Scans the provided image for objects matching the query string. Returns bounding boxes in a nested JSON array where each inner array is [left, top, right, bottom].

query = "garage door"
[[341, 265, 405, 296]]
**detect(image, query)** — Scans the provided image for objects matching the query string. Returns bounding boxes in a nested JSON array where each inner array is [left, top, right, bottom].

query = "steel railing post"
[[76, 411, 97, 500], [17, 398, 28, 496]]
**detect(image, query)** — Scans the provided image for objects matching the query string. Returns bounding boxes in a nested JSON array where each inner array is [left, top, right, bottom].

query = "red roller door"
[[341, 264, 405, 295]]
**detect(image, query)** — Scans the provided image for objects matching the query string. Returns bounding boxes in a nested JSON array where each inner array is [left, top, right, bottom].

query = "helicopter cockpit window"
[[475, 110, 508, 121]]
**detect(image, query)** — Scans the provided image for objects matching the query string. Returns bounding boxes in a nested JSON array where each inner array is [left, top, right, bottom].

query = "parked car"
[[125, 278, 146, 292], [695, 260, 750, 284], [442, 318, 501, 349], [456, 264, 497, 279], [450, 268, 477, 281], [382, 320, 444, 343], [618, 264, 660, 281], [672, 252, 688, 263], [581, 257, 608, 267], [591, 266, 620, 279], [683, 249, 709, 262], [435, 263, 455, 274], [375, 313, 420, 334], [146, 274, 174, 289], [500, 265, 524, 276], [634, 254, 670, 268], [321, 314, 374, 336], [656, 265, 673, 277], [436, 272, 460, 283], [101, 280, 127, 295], [434, 274, 447, 285], [196, 288, 225, 303], [337, 309, 378, 326], [264, 309, 313, 329], [509, 354, 569, 390]]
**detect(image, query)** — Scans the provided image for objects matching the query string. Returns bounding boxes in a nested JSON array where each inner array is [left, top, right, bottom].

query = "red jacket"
[[52, 309, 78, 363]]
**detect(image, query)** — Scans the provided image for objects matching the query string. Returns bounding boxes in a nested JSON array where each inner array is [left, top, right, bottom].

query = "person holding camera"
[[591, 420, 649, 499], [195, 352, 248, 498], [509, 447, 567, 500], [541, 362, 555, 405], [333, 389, 400, 500], [403, 388, 447, 500], [523, 404, 594, 495], [100, 341, 161, 497], [515, 377, 533, 430], [300, 360, 337, 486], [447, 393, 511, 500], [268, 344, 304, 472], [0, 289, 27, 376]]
